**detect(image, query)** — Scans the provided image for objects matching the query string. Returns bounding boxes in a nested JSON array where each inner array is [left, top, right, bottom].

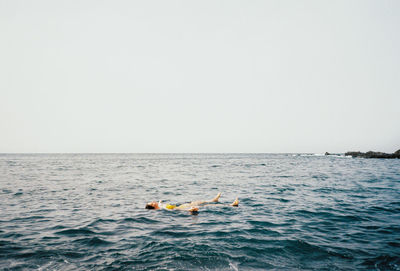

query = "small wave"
[[330, 154, 347, 158], [311, 174, 329, 181], [369, 206, 399, 214], [151, 229, 193, 238], [55, 227, 96, 236], [73, 237, 112, 247], [245, 227, 281, 237], [86, 218, 116, 227], [283, 239, 354, 259], [388, 242, 400, 248], [11, 248, 84, 260], [50, 225, 67, 230], [6, 160, 17, 166], [377, 225, 400, 234], [121, 217, 160, 224], [41, 236, 60, 240], [274, 175, 293, 178], [0, 240, 24, 254], [0, 232, 23, 239], [248, 220, 281, 227], [248, 175, 264, 179], [362, 254, 400, 270], [292, 209, 368, 223], [11, 215, 46, 222]]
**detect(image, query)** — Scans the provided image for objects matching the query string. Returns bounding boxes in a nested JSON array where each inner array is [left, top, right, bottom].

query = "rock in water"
[[345, 150, 400, 159]]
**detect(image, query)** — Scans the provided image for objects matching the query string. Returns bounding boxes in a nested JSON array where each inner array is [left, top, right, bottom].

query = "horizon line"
[[0, 152, 341, 154]]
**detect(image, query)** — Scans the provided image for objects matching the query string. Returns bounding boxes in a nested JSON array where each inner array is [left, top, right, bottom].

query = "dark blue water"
[[1, 154, 399, 270]]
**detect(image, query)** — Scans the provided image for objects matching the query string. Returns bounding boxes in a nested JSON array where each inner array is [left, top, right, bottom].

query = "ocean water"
[[0, 153, 399, 270]]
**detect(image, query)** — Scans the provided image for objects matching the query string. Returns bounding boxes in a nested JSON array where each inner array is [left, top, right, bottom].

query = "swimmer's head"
[[145, 201, 159, 210]]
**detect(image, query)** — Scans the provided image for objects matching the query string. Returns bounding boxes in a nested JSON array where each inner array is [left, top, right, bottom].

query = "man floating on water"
[[145, 192, 239, 214]]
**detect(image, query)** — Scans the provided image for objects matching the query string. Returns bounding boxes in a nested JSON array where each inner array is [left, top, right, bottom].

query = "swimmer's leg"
[[190, 192, 222, 206], [197, 197, 239, 208], [211, 192, 221, 203]]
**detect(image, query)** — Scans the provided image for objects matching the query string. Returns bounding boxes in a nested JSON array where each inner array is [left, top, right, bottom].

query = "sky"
[[0, 0, 399, 153]]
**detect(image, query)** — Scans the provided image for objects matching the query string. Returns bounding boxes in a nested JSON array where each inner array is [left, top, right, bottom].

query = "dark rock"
[[345, 150, 400, 159], [345, 151, 362, 157], [325, 152, 341, 156]]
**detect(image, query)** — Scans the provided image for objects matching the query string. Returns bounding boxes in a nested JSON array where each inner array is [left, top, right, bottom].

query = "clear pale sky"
[[1, 0, 399, 153]]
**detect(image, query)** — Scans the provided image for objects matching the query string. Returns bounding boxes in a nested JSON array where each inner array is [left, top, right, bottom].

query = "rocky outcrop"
[[345, 150, 400, 159], [324, 152, 342, 156]]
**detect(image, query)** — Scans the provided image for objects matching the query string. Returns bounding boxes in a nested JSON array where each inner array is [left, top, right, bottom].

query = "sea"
[[0, 153, 399, 270]]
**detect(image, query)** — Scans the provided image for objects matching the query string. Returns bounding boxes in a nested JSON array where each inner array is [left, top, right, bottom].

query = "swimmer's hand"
[[188, 206, 199, 213]]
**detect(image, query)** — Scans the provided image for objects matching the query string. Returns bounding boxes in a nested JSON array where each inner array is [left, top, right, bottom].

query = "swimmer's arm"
[[174, 203, 192, 210], [172, 204, 199, 213]]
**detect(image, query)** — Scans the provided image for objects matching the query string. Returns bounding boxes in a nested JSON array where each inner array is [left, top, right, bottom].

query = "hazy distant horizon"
[[1, 0, 399, 153], [1, 150, 398, 155]]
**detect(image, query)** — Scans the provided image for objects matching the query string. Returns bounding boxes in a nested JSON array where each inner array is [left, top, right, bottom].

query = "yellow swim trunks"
[[165, 204, 176, 210]]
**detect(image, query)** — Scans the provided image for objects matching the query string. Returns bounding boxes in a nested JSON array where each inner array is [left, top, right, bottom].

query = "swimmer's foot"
[[231, 197, 239, 207], [212, 192, 221, 203]]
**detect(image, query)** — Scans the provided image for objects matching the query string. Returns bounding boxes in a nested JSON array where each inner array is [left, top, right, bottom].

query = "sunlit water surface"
[[1, 154, 399, 270]]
